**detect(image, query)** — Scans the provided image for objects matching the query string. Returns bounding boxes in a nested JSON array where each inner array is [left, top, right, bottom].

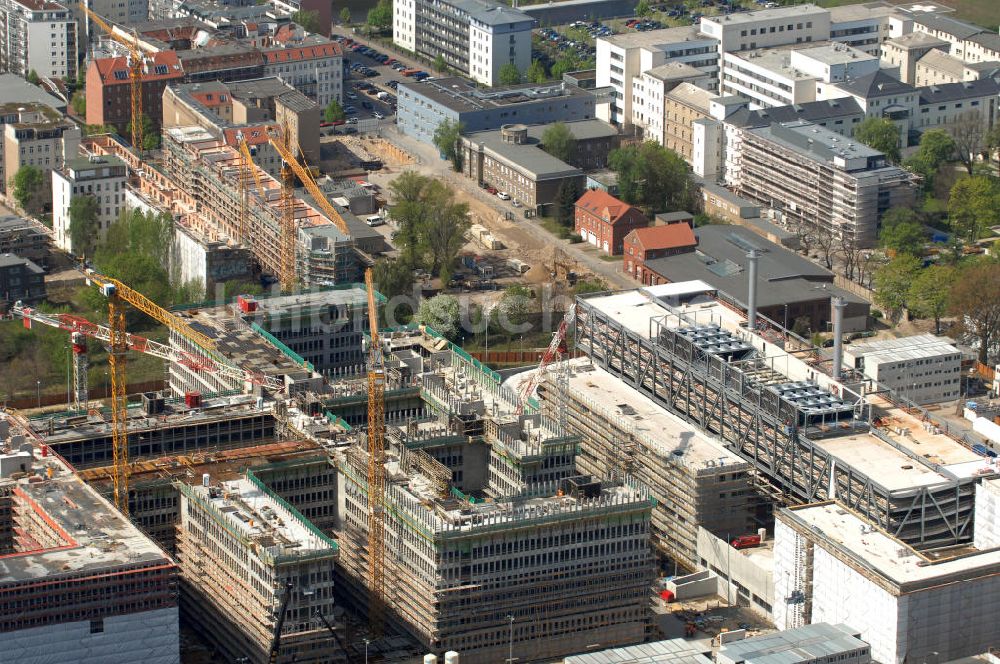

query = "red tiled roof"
[[576, 189, 635, 225], [93, 51, 183, 86], [222, 125, 277, 147], [261, 42, 342, 63], [627, 224, 697, 251]]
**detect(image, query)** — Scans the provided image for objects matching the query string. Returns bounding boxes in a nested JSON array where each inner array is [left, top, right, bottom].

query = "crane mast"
[[365, 267, 386, 635], [515, 304, 576, 416]]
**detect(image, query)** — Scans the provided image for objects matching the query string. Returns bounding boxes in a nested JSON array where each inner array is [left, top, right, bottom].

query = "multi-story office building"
[[632, 61, 713, 143], [699, 4, 831, 54], [51, 155, 127, 255], [393, 0, 534, 87], [397, 77, 596, 145], [597, 26, 719, 127], [881, 31, 948, 84], [0, 102, 77, 195], [721, 42, 880, 110], [726, 119, 916, 246], [827, 3, 897, 55], [177, 477, 346, 663], [0, 0, 76, 80], [843, 334, 962, 405], [662, 83, 714, 164]]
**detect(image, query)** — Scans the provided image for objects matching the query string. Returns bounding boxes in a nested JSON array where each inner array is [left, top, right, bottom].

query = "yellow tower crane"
[[79, 3, 152, 157], [267, 130, 387, 633], [83, 268, 220, 515], [235, 131, 267, 246]]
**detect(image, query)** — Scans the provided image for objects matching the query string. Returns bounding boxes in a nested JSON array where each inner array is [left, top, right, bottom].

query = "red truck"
[[730, 534, 762, 549]]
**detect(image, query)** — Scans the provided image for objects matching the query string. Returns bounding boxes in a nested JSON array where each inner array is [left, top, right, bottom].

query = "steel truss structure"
[[575, 295, 976, 548]]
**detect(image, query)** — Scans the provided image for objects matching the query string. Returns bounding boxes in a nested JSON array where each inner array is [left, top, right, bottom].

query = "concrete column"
[[832, 296, 846, 380], [746, 249, 759, 331]]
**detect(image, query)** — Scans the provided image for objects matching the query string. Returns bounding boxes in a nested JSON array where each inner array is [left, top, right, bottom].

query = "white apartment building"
[[827, 3, 896, 55], [915, 76, 1000, 133], [721, 42, 879, 110], [3, 107, 79, 200], [393, 0, 533, 87], [699, 4, 831, 53], [261, 40, 343, 108], [597, 26, 719, 127], [632, 61, 713, 143], [52, 155, 127, 255], [0, 0, 76, 80], [881, 31, 949, 84]]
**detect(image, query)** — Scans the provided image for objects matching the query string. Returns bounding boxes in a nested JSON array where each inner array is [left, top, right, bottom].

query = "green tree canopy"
[[367, 0, 392, 30], [555, 179, 579, 228], [878, 207, 926, 256], [541, 122, 577, 164], [873, 254, 921, 323], [903, 129, 954, 191], [432, 119, 464, 171], [126, 113, 159, 150], [498, 62, 521, 85], [550, 56, 577, 80], [493, 285, 536, 333], [635, 0, 652, 16], [526, 59, 547, 84], [388, 172, 471, 282], [339, 7, 352, 24], [853, 117, 901, 164], [609, 142, 696, 214], [26, 70, 39, 85], [908, 264, 954, 334], [68, 195, 100, 258], [949, 261, 1000, 363], [10, 165, 45, 216], [292, 9, 320, 33], [71, 90, 86, 116], [416, 294, 461, 340], [434, 54, 447, 73], [949, 176, 1000, 242], [324, 99, 345, 123]]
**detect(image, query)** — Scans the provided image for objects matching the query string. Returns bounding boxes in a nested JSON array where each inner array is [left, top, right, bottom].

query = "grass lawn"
[[816, 0, 999, 28]]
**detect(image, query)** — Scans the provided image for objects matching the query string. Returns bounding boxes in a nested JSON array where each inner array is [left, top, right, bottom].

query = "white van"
[[365, 215, 384, 227]]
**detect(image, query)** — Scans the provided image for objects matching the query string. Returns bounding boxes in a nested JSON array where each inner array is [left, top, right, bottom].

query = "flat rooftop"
[[847, 333, 959, 360], [531, 358, 747, 470], [781, 502, 1000, 589], [244, 287, 368, 317], [34, 394, 269, 445], [602, 25, 712, 50], [0, 416, 171, 583], [565, 637, 713, 664], [703, 3, 827, 26], [827, 1, 898, 23], [750, 119, 885, 164], [718, 623, 866, 664], [401, 77, 592, 114], [186, 477, 336, 558]]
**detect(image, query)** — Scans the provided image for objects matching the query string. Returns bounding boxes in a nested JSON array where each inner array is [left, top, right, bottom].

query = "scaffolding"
[[575, 292, 977, 548]]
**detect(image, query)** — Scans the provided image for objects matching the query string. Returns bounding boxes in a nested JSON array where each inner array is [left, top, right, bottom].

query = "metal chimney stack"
[[831, 296, 846, 380], [746, 249, 759, 331]]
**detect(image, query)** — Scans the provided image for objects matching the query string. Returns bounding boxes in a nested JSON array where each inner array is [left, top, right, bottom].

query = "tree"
[[837, 234, 865, 282], [10, 165, 45, 216], [986, 125, 1000, 164], [126, 113, 159, 150], [873, 254, 921, 323], [853, 117, 900, 164], [494, 285, 535, 333], [416, 294, 461, 340], [541, 122, 576, 164], [948, 175, 1000, 242], [609, 142, 696, 214], [366, 0, 392, 30], [324, 99, 345, 123], [903, 129, 954, 191], [432, 119, 464, 172], [434, 54, 447, 73], [526, 59, 547, 84], [388, 173, 470, 280], [878, 207, 927, 256], [498, 62, 521, 85], [292, 9, 320, 33], [573, 278, 607, 295], [71, 90, 86, 116], [908, 265, 954, 334], [26, 70, 39, 85], [68, 195, 100, 258], [339, 7, 352, 24], [635, 0, 652, 16], [948, 111, 985, 175], [550, 56, 577, 80], [373, 258, 416, 324], [949, 261, 1000, 364], [555, 179, 579, 228]]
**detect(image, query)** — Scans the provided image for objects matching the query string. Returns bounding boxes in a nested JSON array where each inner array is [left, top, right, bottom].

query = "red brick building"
[[86, 51, 183, 142], [574, 189, 650, 255], [623, 223, 697, 285]]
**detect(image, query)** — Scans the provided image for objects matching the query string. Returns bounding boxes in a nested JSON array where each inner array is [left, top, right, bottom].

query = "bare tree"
[[949, 111, 986, 175], [838, 234, 865, 282], [814, 226, 836, 270]]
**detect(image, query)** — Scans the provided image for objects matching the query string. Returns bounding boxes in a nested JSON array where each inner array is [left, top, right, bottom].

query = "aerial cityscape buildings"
[[0, 0, 999, 662]]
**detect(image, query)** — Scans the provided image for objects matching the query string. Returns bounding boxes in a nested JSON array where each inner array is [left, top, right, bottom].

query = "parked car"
[[486, 185, 497, 194], [497, 191, 511, 200], [373, 111, 385, 119], [346, 116, 359, 124], [730, 534, 762, 549]]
